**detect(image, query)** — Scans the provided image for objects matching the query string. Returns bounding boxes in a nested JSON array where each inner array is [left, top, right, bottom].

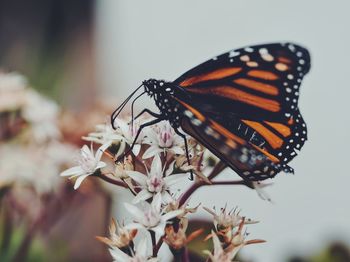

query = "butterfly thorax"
[[143, 78, 182, 128]]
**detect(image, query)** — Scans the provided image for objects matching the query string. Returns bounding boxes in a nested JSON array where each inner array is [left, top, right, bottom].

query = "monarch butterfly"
[[111, 42, 310, 181]]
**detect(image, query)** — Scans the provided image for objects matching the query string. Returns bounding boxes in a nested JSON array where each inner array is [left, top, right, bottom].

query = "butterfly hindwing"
[[176, 99, 283, 181], [209, 108, 307, 168], [173, 42, 310, 122]]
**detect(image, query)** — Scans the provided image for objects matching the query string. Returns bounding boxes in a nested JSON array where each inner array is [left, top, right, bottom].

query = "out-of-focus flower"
[[96, 218, 137, 248], [0, 71, 27, 112], [143, 121, 184, 159], [83, 123, 123, 154], [0, 142, 74, 194], [124, 193, 183, 235], [22, 89, 61, 143], [164, 218, 203, 251], [127, 155, 187, 204], [46, 141, 77, 166], [252, 181, 273, 202], [108, 238, 158, 262], [113, 118, 145, 157], [60, 144, 106, 190]]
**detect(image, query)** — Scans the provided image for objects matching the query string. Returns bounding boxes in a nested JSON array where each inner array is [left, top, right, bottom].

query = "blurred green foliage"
[[288, 242, 350, 262], [0, 204, 69, 262]]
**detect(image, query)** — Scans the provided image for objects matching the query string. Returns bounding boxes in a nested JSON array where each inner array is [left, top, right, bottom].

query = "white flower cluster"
[[0, 71, 74, 194], [65, 119, 192, 195], [61, 113, 269, 261]]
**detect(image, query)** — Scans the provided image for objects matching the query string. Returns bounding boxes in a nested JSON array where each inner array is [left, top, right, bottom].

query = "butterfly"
[[111, 42, 311, 181]]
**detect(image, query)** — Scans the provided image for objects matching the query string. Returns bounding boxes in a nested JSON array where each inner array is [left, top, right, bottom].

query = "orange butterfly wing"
[[174, 42, 310, 123]]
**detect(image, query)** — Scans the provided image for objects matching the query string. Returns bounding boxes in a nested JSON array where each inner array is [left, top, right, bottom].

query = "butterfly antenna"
[[111, 83, 144, 129]]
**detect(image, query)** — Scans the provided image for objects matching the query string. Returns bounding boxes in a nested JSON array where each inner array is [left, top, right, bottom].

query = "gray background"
[[96, 1, 350, 261]]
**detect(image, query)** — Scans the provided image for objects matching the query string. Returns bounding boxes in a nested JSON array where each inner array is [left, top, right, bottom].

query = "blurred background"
[[1, 0, 350, 261]]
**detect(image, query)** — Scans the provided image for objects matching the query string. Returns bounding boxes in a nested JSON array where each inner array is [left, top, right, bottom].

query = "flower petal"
[[162, 210, 183, 221], [161, 191, 174, 203], [165, 161, 175, 176], [152, 193, 162, 213], [124, 222, 145, 231], [151, 154, 162, 174], [109, 247, 130, 262], [124, 203, 145, 221], [136, 238, 148, 257], [60, 166, 83, 177], [116, 141, 126, 157], [142, 146, 162, 159], [96, 161, 107, 169], [95, 145, 106, 161], [114, 118, 128, 133], [212, 231, 224, 256], [151, 222, 166, 236], [126, 171, 147, 186], [132, 189, 153, 204], [132, 144, 141, 156], [73, 174, 90, 190]]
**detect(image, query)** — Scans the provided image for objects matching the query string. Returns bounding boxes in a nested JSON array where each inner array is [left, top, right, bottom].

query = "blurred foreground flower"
[[0, 71, 112, 261]]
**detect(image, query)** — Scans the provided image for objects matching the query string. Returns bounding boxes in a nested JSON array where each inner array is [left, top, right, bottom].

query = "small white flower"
[[60, 144, 106, 189], [143, 121, 184, 159], [124, 193, 183, 236], [113, 118, 145, 156], [96, 218, 137, 248], [109, 237, 158, 262], [203, 206, 258, 230], [83, 122, 123, 153], [204, 218, 266, 261], [126, 155, 187, 203], [252, 181, 273, 202]]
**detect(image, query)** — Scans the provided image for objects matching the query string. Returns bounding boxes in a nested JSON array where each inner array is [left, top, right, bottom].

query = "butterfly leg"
[[134, 109, 162, 120], [115, 117, 163, 163], [174, 128, 194, 180]]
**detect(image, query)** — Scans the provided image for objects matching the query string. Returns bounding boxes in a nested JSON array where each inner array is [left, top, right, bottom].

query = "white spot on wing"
[[229, 50, 240, 57]]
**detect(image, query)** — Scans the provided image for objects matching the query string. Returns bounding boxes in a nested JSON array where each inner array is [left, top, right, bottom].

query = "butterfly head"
[[143, 79, 170, 97]]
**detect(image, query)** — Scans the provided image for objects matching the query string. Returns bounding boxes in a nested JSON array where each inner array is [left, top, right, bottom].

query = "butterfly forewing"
[[173, 42, 310, 123]]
